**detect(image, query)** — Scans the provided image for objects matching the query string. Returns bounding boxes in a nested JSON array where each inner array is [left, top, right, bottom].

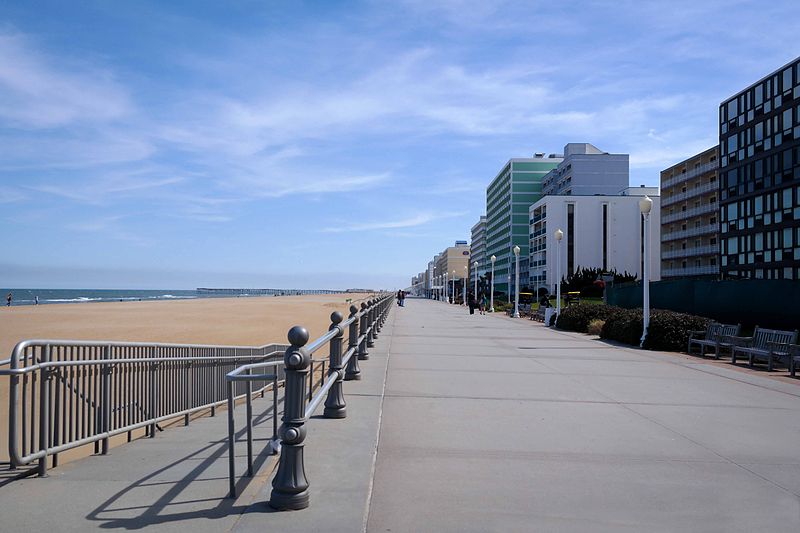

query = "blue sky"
[[1, 0, 798, 289]]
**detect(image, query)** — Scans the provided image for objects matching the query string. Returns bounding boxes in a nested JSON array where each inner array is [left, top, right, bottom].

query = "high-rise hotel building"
[[719, 57, 800, 280], [660, 147, 720, 278], [485, 153, 562, 296]]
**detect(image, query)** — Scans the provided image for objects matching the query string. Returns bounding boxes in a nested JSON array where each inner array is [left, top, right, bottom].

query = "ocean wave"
[[45, 297, 103, 303]]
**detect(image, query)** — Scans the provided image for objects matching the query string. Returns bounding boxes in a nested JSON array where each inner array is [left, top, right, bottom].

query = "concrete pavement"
[[366, 299, 800, 532]]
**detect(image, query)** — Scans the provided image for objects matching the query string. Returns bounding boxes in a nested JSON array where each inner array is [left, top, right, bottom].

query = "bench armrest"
[[687, 330, 706, 340], [767, 341, 791, 354], [725, 335, 753, 347]]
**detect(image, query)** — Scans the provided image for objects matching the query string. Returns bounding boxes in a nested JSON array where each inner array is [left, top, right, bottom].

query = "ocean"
[[3, 288, 228, 306]]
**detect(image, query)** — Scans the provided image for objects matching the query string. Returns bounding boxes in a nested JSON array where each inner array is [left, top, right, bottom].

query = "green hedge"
[[643, 310, 711, 352], [552, 304, 712, 352], [555, 304, 624, 333], [599, 308, 643, 346]]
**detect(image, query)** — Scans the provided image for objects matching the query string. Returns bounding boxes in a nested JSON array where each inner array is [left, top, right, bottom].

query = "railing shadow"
[[85, 398, 282, 530]]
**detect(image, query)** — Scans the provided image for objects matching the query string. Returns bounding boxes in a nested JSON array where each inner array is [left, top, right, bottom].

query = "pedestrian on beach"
[[34, 296, 39, 305], [468, 292, 476, 315], [6, 292, 12, 307]]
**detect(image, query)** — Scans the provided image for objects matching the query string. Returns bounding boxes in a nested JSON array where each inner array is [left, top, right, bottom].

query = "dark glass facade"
[[719, 57, 800, 280]]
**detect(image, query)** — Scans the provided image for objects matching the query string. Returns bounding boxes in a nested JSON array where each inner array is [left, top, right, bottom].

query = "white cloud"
[[0, 31, 133, 128], [323, 211, 467, 233]]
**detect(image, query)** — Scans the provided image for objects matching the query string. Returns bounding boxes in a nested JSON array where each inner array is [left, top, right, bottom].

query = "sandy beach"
[[0, 293, 374, 464]]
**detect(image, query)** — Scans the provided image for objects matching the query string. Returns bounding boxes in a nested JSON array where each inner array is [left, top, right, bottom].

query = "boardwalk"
[[366, 299, 800, 532], [2, 298, 800, 532]]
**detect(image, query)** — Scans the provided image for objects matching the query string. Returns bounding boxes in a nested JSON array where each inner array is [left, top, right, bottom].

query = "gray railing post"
[[371, 298, 380, 341], [367, 299, 376, 348], [324, 312, 346, 418], [149, 356, 158, 438], [38, 344, 52, 477], [270, 326, 311, 510], [344, 305, 361, 381], [358, 303, 369, 360], [101, 344, 111, 454]]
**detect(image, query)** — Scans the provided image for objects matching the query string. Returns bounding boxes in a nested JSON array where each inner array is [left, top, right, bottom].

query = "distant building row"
[[411, 56, 800, 294]]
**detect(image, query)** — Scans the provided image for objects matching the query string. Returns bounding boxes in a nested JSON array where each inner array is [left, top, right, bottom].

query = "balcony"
[[661, 161, 718, 189], [661, 203, 718, 224], [661, 224, 718, 241], [661, 181, 719, 207], [662, 265, 719, 277], [661, 244, 718, 259]]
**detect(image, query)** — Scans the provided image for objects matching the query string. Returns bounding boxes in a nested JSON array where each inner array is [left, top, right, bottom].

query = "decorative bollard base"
[[323, 406, 346, 418], [269, 490, 310, 511]]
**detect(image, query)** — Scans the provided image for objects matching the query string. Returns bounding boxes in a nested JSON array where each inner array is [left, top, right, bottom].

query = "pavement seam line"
[[362, 306, 395, 533]]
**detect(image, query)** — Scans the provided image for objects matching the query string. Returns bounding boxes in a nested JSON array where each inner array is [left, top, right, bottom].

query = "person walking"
[[468, 292, 476, 315], [6, 292, 12, 307], [480, 293, 487, 315], [34, 295, 39, 306]]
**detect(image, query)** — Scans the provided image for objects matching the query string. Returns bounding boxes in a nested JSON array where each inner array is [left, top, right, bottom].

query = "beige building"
[[660, 146, 720, 278], [433, 241, 470, 301]]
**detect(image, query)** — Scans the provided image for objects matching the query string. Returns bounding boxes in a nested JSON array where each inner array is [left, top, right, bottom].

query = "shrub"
[[600, 307, 712, 351], [555, 304, 622, 333], [587, 319, 605, 336], [643, 310, 712, 352], [600, 308, 643, 345]]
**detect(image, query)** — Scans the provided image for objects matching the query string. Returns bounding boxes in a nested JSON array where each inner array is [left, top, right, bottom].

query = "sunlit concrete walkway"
[[3, 299, 800, 532], [367, 298, 800, 532]]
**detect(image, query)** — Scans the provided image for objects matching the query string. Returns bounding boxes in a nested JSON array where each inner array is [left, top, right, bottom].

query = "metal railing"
[[661, 181, 719, 207], [661, 224, 718, 241], [662, 265, 719, 277], [661, 161, 718, 189], [225, 294, 394, 509], [662, 202, 718, 224], [662, 244, 718, 259], [0, 339, 287, 476]]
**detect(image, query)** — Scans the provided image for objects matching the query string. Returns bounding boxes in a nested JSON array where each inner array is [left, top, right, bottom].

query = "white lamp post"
[[512, 245, 521, 318], [489, 255, 496, 312], [639, 195, 653, 348], [463, 265, 468, 305], [473, 261, 478, 301], [554, 229, 564, 320], [452, 270, 456, 304]]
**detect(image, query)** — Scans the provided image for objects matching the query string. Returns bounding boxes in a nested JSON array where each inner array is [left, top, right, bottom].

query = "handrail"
[[4, 336, 287, 476], [224, 292, 395, 509]]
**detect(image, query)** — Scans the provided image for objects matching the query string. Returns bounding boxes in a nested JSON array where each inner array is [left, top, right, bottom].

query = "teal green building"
[[486, 155, 562, 296]]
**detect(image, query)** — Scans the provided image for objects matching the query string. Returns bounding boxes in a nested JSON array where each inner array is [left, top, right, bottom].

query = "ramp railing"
[[223, 293, 394, 509], [1, 340, 287, 476]]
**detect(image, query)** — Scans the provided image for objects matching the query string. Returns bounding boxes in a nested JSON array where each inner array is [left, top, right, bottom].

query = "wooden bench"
[[729, 327, 799, 371], [687, 323, 740, 358], [787, 345, 800, 377]]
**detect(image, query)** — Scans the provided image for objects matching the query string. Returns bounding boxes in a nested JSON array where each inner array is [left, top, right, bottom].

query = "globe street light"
[[473, 261, 478, 302], [489, 255, 496, 312], [512, 245, 521, 318], [639, 195, 653, 347], [554, 229, 564, 320]]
